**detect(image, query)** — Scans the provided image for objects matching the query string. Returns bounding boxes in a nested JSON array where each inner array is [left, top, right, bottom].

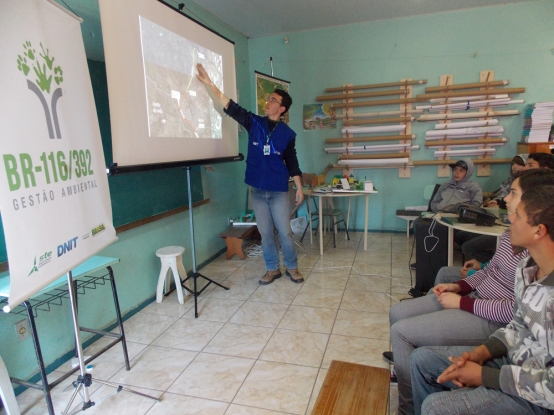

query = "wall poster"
[[255, 71, 290, 125]]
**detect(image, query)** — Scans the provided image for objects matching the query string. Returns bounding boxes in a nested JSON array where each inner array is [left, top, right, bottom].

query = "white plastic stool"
[[0, 355, 20, 415], [156, 246, 189, 304]]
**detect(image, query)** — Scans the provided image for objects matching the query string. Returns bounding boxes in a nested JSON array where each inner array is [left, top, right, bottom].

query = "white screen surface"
[[99, 0, 238, 167]]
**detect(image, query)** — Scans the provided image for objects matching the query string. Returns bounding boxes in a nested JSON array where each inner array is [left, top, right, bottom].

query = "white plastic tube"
[[434, 148, 496, 157], [426, 126, 504, 139], [434, 120, 499, 129], [338, 157, 410, 166], [325, 144, 419, 153], [342, 125, 406, 134]]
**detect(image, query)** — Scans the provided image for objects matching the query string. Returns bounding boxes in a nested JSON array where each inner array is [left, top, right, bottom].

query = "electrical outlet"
[[15, 319, 29, 341]]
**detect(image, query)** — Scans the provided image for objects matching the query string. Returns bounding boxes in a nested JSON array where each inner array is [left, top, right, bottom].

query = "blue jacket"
[[225, 100, 301, 192]]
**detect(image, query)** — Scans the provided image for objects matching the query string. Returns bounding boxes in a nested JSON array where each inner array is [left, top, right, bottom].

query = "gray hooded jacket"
[[430, 158, 483, 213]]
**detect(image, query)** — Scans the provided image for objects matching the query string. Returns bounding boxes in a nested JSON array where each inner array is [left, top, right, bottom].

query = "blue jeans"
[[410, 346, 550, 415], [389, 291, 504, 415], [250, 187, 298, 271]]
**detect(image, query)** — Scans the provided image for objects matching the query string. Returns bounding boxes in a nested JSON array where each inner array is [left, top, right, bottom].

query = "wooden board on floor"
[[312, 360, 389, 415]]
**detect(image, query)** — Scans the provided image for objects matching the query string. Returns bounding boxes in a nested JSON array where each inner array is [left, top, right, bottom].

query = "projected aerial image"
[[140, 16, 223, 139]]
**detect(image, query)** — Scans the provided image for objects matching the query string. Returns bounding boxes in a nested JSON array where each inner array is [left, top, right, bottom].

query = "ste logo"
[[17, 41, 64, 139]]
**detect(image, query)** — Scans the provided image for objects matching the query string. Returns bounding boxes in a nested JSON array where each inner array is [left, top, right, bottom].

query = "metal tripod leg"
[[182, 166, 228, 318], [63, 374, 94, 415], [92, 378, 160, 400], [182, 272, 228, 318], [62, 271, 160, 415]]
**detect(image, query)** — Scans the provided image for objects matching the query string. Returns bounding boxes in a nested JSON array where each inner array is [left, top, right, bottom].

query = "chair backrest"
[[425, 184, 441, 212]]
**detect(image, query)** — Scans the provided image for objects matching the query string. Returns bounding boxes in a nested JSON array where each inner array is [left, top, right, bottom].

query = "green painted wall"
[[248, 0, 554, 231], [0, 3, 251, 383]]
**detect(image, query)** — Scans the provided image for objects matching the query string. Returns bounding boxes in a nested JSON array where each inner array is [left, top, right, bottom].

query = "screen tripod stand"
[[180, 166, 229, 318]]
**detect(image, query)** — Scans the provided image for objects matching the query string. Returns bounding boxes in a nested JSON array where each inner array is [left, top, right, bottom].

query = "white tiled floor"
[[4, 231, 422, 415]]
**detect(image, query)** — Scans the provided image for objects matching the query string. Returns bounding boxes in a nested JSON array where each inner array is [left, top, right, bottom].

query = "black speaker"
[[413, 218, 448, 296]]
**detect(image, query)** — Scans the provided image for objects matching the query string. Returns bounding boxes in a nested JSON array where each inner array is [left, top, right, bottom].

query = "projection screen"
[[99, 0, 238, 168]]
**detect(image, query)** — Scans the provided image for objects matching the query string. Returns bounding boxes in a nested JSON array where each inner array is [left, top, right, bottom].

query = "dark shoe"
[[410, 263, 417, 270], [286, 268, 304, 283], [390, 368, 397, 384], [259, 269, 282, 285], [382, 351, 394, 364]]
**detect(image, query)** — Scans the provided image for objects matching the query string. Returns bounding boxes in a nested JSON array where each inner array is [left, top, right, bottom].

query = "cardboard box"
[[517, 142, 554, 155], [302, 173, 316, 187]]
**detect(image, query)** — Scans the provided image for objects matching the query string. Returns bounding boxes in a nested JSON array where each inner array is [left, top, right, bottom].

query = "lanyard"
[[264, 121, 279, 155]]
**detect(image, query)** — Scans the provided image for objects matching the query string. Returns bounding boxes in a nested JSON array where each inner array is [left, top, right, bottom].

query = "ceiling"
[[190, 0, 535, 39], [57, 0, 535, 61]]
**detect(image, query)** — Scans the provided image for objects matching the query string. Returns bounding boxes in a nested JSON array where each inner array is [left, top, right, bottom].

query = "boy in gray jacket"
[[430, 158, 483, 213]]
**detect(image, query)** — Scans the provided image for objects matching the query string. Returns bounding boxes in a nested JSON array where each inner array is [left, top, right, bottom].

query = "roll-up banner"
[[0, 0, 117, 311]]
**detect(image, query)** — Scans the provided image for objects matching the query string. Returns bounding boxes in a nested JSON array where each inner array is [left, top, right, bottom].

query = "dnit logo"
[[57, 236, 78, 257], [17, 41, 64, 139]]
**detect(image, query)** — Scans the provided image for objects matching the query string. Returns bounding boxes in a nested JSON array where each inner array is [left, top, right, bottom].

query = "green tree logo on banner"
[[17, 41, 64, 139]]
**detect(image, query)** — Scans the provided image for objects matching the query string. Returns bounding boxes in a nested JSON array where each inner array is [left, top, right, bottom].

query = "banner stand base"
[[62, 271, 159, 415]]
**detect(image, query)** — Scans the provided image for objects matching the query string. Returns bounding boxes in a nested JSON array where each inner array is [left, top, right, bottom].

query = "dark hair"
[[511, 155, 526, 166], [517, 169, 554, 193], [529, 152, 554, 169], [273, 89, 292, 115], [520, 185, 554, 241]]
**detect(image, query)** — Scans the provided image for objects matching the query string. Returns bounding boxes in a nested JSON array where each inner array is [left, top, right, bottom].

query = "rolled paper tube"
[[429, 94, 508, 103], [343, 116, 414, 126], [424, 98, 510, 111], [342, 125, 406, 134], [325, 144, 419, 153], [426, 138, 506, 147], [325, 135, 416, 143], [332, 98, 424, 109], [417, 87, 525, 100], [338, 153, 409, 160], [426, 99, 524, 112], [334, 109, 423, 119], [337, 158, 410, 166], [417, 110, 519, 121], [426, 126, 504, 138], [426, 134, 503, 140], [434, 120, 499, 129], [434, 149, 496, 157]]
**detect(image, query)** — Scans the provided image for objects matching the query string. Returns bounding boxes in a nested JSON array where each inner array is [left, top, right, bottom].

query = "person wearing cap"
[[410, 184, 554, 415], [429, 158, 482, 213], [411, 158, 482, 270], [386, 170, 554, 415]]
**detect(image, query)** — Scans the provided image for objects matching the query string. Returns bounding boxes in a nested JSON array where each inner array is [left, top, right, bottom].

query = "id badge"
[[263, 145, 271, 155]]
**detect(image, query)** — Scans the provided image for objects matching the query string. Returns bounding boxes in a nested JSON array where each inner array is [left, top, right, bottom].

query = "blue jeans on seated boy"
[[410, 346, 547, 415], [390, 293, 503, 415], [250, 187, 298, 271]]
